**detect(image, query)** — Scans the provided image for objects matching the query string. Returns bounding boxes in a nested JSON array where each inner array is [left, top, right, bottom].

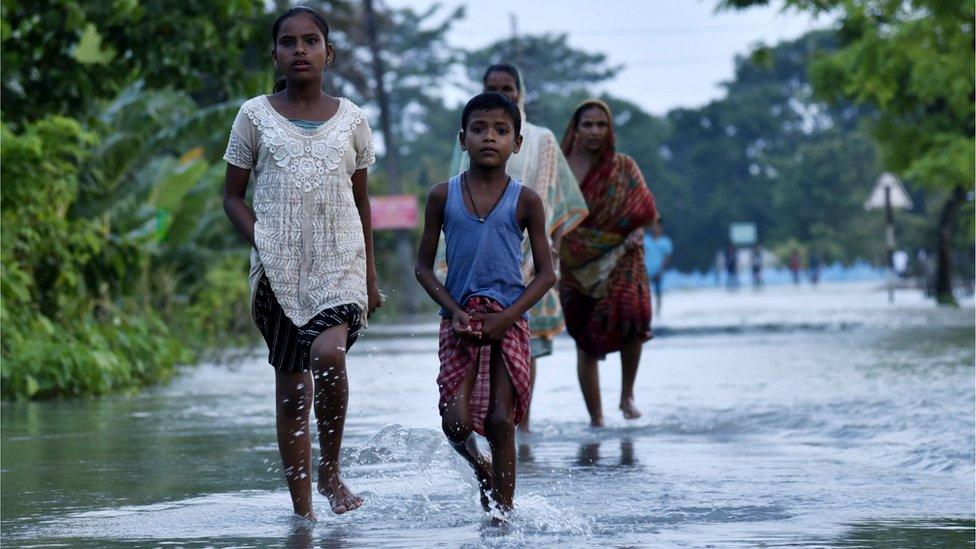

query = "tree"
[[0, 0, 266, 125], [652, 31, 885, 270], [345, 1, 464, 312], [721, 0, 975, 303], [464, 33, 620, 118]]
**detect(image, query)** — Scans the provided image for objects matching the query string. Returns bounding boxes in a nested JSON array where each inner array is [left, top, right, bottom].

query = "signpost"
[[370, 195, 419, 230], [729, 222, 757, 246], [864, 172, 913, 302]]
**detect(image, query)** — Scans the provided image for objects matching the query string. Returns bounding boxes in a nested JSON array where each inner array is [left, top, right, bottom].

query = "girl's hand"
[[367, 283, 384, 318], [452, 311, 481, 339], [471, 311, 515, 342]]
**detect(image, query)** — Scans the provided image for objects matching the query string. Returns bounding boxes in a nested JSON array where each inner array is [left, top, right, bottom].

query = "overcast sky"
[[385, 0, 831, 115]]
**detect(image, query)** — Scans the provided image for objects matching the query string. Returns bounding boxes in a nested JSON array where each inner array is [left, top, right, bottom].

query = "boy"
[[414, 92, 556, 521], [643, 218, 673, 316]]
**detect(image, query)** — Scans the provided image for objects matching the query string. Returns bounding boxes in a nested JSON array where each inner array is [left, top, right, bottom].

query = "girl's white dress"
[[223, 95, 375, 326]]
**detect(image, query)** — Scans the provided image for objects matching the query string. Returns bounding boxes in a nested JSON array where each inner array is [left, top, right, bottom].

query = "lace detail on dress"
[[356, 138, 375, 170], [244, 98, 366, 193], [223, 131, 253, 168]]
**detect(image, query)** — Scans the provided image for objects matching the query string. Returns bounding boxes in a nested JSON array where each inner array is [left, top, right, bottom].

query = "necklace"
[[462, 174, 510, 223]]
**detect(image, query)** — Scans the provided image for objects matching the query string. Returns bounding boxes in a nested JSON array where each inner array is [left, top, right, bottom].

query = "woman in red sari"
[[559, 99, 659, 427]]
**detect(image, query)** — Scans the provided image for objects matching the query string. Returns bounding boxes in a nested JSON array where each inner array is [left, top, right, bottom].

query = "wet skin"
[[414, 106, 556, 521], [223, 11, 382, 520]]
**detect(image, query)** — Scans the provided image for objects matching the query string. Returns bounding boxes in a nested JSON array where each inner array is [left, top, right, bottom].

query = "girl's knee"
[[278, 389, 311, 419], [310, 345, 346, 378]]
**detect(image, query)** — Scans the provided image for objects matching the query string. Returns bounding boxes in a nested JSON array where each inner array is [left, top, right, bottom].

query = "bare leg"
[[576, 347, 603, 427], [275, 369, 316, 520], [619, 338, 642, 419], [309, 324, 363, 515], [484, 343, 517, 520], [516, 357, 537, 434], [441, 361, 493, 511]]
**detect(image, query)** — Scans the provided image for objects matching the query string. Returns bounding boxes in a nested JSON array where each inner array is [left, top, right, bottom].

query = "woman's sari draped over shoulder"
[[559, 101, 658, 359]]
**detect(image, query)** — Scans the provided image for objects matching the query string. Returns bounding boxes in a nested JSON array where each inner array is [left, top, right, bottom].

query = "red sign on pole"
[[370, 195, 419, 230]]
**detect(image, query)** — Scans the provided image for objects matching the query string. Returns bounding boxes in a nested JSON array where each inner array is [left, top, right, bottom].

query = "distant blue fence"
[[660, 261, 888, 291]]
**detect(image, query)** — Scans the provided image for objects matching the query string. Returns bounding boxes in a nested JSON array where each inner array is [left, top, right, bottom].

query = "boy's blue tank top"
[[441, 173, 527, 318]]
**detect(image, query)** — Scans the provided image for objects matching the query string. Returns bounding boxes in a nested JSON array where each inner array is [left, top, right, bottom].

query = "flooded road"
[[3, 282, 973, 547]]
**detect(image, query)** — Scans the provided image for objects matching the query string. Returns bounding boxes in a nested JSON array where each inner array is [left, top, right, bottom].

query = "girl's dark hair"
[[482, 63, 521, 90], [461, 92, 521, 135], [271, 6, 331, 93]]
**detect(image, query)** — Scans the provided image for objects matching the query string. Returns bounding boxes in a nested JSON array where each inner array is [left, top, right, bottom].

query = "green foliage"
[[1, 117, 102, 319], [1, 310, 189, 399], [656, 31, 892, 269], [0, 85, 254, 399], [465, 34, 621, 106], [720, 0, 974, 300], [803, 1, 975, 193], [1, 0, 264, 125], [0, 117, 192, 399]]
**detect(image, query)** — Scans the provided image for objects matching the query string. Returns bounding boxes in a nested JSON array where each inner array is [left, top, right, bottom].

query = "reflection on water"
[[575, 439, 637, 468], [1, 283, 973, 547]]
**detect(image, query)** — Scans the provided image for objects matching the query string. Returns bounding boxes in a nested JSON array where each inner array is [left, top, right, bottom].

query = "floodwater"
[[2, 282, 974, 547]]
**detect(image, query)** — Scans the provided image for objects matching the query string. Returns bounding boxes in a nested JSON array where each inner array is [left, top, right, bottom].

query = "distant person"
[[415, 92, 556, 521], [222, 7, 382, 519], [892, 249, 909, 278], [725, 244, 739, 291], [751, 245, 764, 290], [789, 250, 802, 286], [643, 219, 673, 315], [916, 249, 934, 295], [559, 99, 659, 426], [449, 64, 588, 434], [809, 254, 821, 285], [715, 250, 724, 286]]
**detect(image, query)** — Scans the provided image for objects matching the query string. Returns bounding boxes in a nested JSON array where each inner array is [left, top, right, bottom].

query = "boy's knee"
[[441, 413, 471, 443], [485, 412, 514, 440]]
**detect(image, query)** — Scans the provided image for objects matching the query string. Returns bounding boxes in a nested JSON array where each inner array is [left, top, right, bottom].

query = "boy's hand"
[[452, 311, 481, 339], [471, 311, 515, 342]]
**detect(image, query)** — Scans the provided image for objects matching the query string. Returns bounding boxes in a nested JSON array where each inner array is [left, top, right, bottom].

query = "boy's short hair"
[[461, 92, 521, 136]]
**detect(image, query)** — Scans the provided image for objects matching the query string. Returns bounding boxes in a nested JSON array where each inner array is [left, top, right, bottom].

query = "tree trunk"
[[934, 185, 966, 305], [363, 0, 419, 314]]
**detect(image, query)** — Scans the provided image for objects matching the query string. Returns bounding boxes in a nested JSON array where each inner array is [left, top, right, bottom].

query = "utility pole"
[[363, 0, 418, 313], [510, 13, 522, 67], [884, 186, 894, 302], [864, 172, 913, 303]]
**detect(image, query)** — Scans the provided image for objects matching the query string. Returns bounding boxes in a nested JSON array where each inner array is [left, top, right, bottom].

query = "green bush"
[[0, 117, 201, 399]]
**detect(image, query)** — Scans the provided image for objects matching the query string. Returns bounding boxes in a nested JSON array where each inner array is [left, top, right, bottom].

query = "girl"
[[222, 6, 381, 520], [559, 99, 659, 427], [448, 64, 588, 433]]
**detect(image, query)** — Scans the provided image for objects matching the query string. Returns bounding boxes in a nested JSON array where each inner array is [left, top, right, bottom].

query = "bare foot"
[[318, 467, 363, 514], [619, 397, 642, 420], [589, 415, 605, 428], [489, 514, 509, 527], [474, 453, 493, 512], [295, 509, 318, 522]]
